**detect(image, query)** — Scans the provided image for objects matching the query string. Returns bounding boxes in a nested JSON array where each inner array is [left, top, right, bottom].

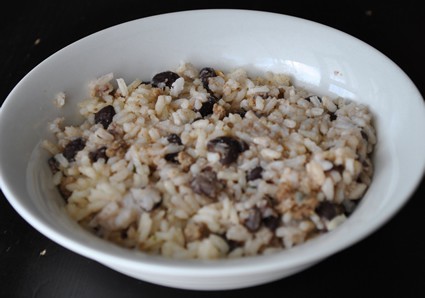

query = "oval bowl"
[[1, 9, 424, 290]]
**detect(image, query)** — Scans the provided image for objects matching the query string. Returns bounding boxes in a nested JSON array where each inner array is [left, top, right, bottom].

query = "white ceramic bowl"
[[1, 9, 424, 290]]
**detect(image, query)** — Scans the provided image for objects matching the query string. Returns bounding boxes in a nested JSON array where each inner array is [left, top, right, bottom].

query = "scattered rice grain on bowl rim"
[[42, 62, 376, 259]]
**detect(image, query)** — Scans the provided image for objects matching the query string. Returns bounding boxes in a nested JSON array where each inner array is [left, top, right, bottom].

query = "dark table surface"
[[1, 1, 424, 297]]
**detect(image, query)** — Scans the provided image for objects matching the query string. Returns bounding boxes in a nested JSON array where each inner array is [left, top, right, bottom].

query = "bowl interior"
[[1, 9, 425, 276]]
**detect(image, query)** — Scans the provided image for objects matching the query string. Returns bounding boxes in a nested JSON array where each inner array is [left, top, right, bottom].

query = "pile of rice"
[[42, 62, 376, 259]]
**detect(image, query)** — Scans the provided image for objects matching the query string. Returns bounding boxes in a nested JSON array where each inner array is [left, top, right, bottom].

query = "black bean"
[[246, 166, 263, 181], [278, 88, 286, 99], [207, 136, 248, 165], [329, 111, 337, 121], [63, 138, 85, 162], [58, 184, 72, 201], [164, 152, 179, 163], [47, 157, 59, 174], [166, 133, 182, 145], [89, 146, 108, 162], [239, 140, 249, 152], [225, 238, 242, 251], [198, 95, 218, 117], [244, 208, 262, 232], [332, 164, 345, 173], [315, 201, 343, 220], [360, 130, 368, 141], [191, 168, 220, 199], [262, 215, 280, 231], [120, 230, 129, 239], [151, 71, 180, 88], [199, 67, 217, 89], [94, 105, 115, 129]]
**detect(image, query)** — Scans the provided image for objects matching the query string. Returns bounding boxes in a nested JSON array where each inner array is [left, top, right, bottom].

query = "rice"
[[43, 62, 376, 259]]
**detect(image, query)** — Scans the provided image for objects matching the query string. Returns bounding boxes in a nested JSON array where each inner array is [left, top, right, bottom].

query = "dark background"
[[1, 1, 424, 297]]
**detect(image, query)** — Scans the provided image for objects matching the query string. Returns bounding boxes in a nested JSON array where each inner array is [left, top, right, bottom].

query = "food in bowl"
[[41, 61, 376, 259]]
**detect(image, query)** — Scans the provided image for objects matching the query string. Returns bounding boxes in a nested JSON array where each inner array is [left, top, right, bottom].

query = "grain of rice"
[[53, 92, 66, 108]]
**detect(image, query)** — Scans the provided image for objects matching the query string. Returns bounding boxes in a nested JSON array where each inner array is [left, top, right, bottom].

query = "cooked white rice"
[[43, 62, 376, 259]]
